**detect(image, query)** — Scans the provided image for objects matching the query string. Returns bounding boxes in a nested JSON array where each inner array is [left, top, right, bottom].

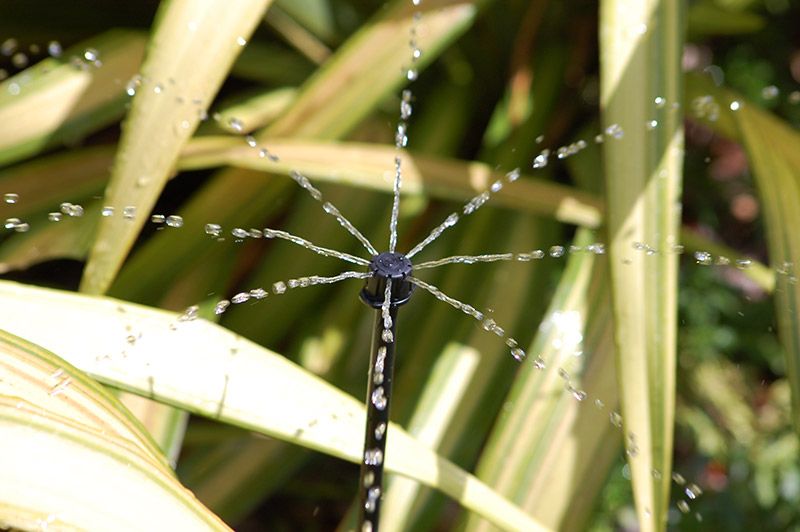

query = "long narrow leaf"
[[600, 1, 684, 529], [0, 30, 146, 166], [80, 0, 272, 295], [180, 136, 603, 228], [0, 330, 228, 531], [685, 75, 800, 431], [0, 280, 546, 532]]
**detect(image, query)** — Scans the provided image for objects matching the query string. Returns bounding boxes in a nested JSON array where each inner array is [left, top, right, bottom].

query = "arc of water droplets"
[[381, 280, 393, 343], [213, 270, 372, 315], [407, 276, 533, 364], [388, 156, 403, 253], [413, 253, 516, 270], [388, 0, 420, 253], [262, 227, 370, 266], [405, 168, 521, 259], [288, 170, 379, 256]]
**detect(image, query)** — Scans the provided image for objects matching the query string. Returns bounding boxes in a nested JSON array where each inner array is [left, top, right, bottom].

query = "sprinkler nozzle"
[[360, 251, 413, 308]]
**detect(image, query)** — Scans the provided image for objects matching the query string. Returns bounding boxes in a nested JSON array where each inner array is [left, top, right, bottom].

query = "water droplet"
[[686, 483, 703, 499], [364, 486, 381, 513], [14, 222, 29, 232], [400, 99, 412, 120], [571, 388, 587, 401], [605, 123, 624, 139], [244, 288, 266, 300], [0, 38, 16, 56], [594, 399, 605, 409], [60, 203, 83, 217], [677, 500, 690, 514], [166, 215, 183, 228], [205, 223, 222, 237], [694, 250, 712, 265], [48, 212, 62, 222], [654, 96, 666, 107], [395, 123, 408, 147], [374, 422, 387, 440], [532, 150, 549, 169], [672, 472, 686, 485], [228, 117, 243, 132], [587, 243, 606, 254], [532, 357, 546, 370], [231, 292, 250, 304], [609, 411, 623, 427], [4, 217, 20, 230], [231, 227, 249, 238], [48, 41, 62, 57], [153, 83, 164, 94], [762, 85, 779, 100], [735, 258, 751, 269], [123, 206, 137, 220], [549, 246, 565, 258], [178, 305, 199, 321], [83, 48, 99, 62], [511, 347, 526, 361], [363, 471, 375, 487], [4, 193, 18, 204], [729, 100, 740, 111], [692, 95, 720, 121], [245, 135, 257, 147], [151, 214, 166, 224], [371, 386, 387, 410], [364, 448, 383, 466], [381, 328, 394, 343], [362, 522, 373, 532], [236, 36, 247, 46], [406, 69, 418, 81], [214, 300, 230, 315], [646, 119, 658, 130], [272, 281, 287, 294]]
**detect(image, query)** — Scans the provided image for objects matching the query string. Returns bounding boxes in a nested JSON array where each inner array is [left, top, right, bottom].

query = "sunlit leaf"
[[0, 30, 145, 166], [600, 1, 684, 529], [80, 0, 273, 295], [0, 280, 546, 531], [181, 136, 603, 228], [0, 330, 228, 531]]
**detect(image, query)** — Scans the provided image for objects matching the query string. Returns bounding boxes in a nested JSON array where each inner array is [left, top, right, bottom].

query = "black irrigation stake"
[[357, 251, 414, 532]]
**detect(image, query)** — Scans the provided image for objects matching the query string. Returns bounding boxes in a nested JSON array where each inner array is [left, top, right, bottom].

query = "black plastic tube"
[[357, 251, 414, 531], [357, 306, 399, 531]]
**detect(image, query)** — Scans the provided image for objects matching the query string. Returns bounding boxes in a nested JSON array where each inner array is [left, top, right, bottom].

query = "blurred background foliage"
[[1, 0, 800, 530]]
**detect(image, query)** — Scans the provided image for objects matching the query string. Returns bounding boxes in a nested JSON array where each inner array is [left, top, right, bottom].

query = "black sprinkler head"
[[360, 251, 414, 308]]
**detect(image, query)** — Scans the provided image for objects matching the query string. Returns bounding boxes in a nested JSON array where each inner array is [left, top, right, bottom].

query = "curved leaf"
[[0, 280, 546, 532], [0, 330, 229, 531], [81, 0, 273, 295], [180, 136, 603, 227]]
